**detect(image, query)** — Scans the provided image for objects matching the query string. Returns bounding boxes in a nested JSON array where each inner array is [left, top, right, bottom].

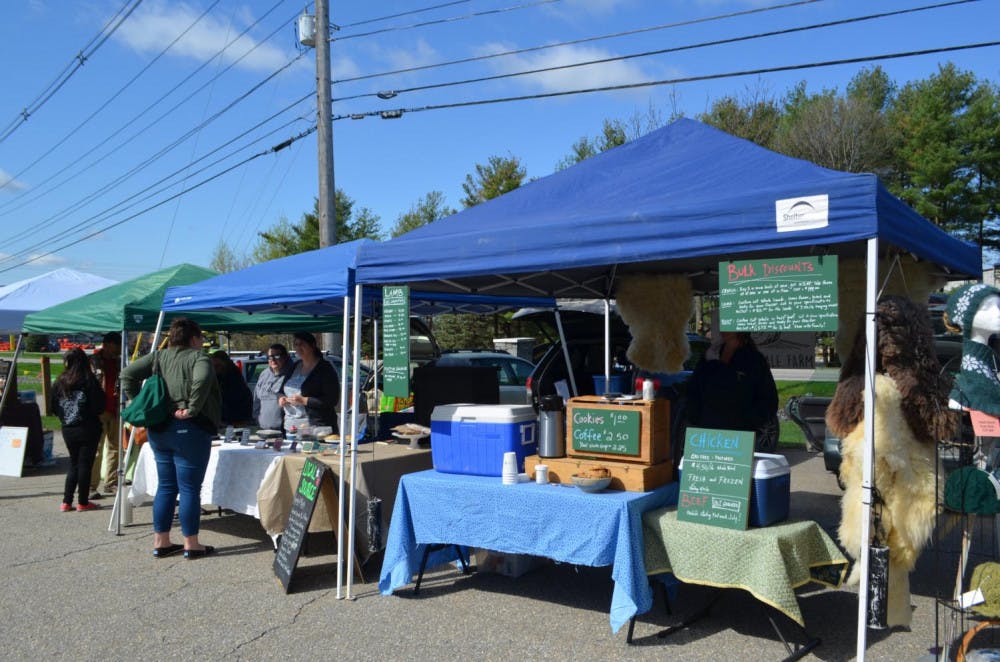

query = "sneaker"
[[60, 503, 73, 512], [89, 492, 104, 500], [76, 502, 101, 511]]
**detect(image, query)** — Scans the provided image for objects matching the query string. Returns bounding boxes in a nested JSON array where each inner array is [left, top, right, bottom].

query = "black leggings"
[[63, 426, 100, 505]]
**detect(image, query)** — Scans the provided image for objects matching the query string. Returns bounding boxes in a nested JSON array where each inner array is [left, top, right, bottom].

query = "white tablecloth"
[[128, 443, 287, 518]]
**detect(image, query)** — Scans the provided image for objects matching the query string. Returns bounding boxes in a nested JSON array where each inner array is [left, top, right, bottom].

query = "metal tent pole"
[[347, 284, 363, 598], [0, 334, 25, 418], [554, 308, 577, 397], [336, 295, 350, 599]]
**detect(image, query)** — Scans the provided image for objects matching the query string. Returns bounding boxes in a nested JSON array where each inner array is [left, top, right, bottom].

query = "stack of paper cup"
[[502, 451, 519, 485]]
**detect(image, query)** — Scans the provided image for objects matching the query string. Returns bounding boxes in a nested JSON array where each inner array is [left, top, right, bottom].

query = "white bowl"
[[571, 475, 612, 493]]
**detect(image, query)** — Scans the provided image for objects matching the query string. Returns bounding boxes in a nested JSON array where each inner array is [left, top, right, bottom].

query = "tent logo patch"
[[775, 194, 828, 232]]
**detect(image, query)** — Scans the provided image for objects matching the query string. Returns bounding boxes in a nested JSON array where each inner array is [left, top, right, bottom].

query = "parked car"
[[423, 349, 535, 405]]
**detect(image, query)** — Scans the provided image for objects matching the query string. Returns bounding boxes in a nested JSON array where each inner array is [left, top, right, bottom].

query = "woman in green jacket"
[[121, 318, 221, 560]]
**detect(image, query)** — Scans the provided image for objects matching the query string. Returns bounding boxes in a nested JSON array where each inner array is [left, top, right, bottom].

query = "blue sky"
[[0, 0, 998, 285]]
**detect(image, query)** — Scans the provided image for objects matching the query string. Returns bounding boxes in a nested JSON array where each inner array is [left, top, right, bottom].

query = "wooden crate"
[[525, 454, 673, 492], [565, 396, 670, 465]]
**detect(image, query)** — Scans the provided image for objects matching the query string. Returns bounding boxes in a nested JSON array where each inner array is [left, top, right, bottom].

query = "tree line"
[[211, 62, 999, 348]]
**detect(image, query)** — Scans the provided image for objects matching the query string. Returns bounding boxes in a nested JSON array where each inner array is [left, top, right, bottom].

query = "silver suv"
[[425, 350, 535, 405]]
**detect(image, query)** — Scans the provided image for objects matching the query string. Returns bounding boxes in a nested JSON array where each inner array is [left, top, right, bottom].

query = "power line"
[[331, 0, 561, 42], [0, 0, 144, 144], [333, 0, 822, 86], [0, 126, 317, 275], [334, 39, 1000, 121], [0, 1, 298, 217], [0, 0, 223, 199], [339, 0, 472, 29], [333, 0, 973, 104]]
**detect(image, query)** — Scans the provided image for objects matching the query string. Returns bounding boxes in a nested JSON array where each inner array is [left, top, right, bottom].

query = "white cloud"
[[381, 38, 441, 73], [26, 253, 66, 266], [478, 42, 657, 96], [115, 1, 295, 73], [0, 169, 28, 193], [561, 0, 633, 13]]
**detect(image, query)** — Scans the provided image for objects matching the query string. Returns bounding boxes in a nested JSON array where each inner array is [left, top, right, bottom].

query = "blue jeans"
[[148, 419, 212, 537]]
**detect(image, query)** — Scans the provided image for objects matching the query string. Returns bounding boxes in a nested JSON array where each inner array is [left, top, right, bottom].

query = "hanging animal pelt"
[[615, 274, 692, 373]]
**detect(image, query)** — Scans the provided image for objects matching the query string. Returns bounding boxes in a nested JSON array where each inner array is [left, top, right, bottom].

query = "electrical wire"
[[332, 0, 974, 104], [339, 0, 472, 29], [0, 95, 314, 265], [0, 0, 144, 144], [0, 0, 223, 206], [0, 1, 298, 217], [333, 40, 1000, 121], [333, 0, 822, 86], [331, 0, 561, 42], [0, 125, 318, 275]]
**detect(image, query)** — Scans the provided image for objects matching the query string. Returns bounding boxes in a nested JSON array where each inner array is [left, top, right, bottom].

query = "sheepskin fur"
[[828, 295, 955, 628], [837, 374, 939, 627], [836, 257, 944, 361], [615, 274, 692, 373]]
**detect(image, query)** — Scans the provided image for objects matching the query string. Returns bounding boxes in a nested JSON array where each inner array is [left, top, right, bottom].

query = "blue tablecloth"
[[378, 470, 678, 632]]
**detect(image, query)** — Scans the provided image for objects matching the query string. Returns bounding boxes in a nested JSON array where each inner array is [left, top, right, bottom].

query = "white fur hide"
[[615, 274, 692, 373], [838, 374, 939, 628]]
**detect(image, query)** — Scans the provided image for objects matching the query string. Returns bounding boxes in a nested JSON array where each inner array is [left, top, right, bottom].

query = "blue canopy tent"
[[356, 118, 977, 296], [354, 119, 981, 653], [161, 239, 554, 316]]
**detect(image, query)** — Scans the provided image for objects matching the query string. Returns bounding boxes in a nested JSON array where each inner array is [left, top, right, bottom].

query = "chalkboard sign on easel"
[[677, 427, 755, 530], [273, 457, 332, 592], [718, 255, 838, 332], [382, 285, 410, 398]]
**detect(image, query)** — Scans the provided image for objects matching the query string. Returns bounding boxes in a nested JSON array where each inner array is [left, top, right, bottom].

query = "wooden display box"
[[525, 454, 673, 492], [565, 396, 670, 465]]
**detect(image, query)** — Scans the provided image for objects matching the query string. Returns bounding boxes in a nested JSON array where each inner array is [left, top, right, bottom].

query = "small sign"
[[677, 427, 754, 530], [970, 410, 1000, 437], [273, 457, 332, 592], [718, 255, 838, 332], [0, 426, 28, 477], [570, 406, 641, 456], [382, 285, 410, 398]]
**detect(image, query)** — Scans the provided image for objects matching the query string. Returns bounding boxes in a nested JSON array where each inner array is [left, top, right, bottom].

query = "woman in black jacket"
[[52, 348, 106, 512], [279, 332, 340, 434]]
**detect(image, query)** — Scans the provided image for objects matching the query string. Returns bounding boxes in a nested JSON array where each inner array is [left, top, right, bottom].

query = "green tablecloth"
[[643, 508, 848, 626]]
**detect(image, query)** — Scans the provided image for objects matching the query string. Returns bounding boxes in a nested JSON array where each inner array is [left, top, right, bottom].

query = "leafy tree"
[[887, 63, 1000, 251], [209, 239, 250, 273], [775, 68, 896, 175], [698, 82, 781, 148], [460, 155, 526, 207], [390, 191, 455, 238], [556, 105, 668, 170], [252, 190, 382, 261]]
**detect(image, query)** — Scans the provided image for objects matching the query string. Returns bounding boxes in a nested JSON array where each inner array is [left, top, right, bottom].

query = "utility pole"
[[315, 0, 339, 351]]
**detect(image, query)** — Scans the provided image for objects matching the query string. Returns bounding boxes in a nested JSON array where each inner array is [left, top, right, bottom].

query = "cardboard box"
[[430, 404, 537, 476], [473, 549, 546, 578]]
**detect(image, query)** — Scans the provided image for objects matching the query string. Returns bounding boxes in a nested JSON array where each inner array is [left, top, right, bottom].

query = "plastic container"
[[749, 452, 791, 527], [592, 374, 628, 395], [677, 453, 791, 527], [431, 404, 537, 476]]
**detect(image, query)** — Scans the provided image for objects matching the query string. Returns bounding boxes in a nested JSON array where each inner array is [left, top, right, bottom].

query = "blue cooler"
[[431, 404, 538, 476], [749, 453, 791, 526]]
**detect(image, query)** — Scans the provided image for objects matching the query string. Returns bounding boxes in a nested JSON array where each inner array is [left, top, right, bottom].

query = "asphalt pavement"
[[0, 433, 980, 661]]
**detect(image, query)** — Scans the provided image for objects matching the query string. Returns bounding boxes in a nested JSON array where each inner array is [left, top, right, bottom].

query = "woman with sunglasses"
[[253, 343, 294, 430]]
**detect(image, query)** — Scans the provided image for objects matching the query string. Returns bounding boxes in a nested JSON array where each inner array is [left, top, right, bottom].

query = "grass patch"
[[775, 380, 837, 448]]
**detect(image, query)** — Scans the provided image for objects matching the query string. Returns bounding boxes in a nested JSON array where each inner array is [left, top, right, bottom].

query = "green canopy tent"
[[21, 263, 339, 334]]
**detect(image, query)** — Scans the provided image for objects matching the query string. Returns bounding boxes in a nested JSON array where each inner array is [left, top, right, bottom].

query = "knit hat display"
[[946, 283, 1000, 338]]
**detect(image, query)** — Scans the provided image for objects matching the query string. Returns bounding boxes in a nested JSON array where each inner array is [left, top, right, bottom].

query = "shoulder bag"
[[121, 352, 172, 428]]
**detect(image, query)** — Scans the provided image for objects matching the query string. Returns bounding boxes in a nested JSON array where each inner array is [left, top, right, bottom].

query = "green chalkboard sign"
[[382, 285, 410, 398], [677, 427, 755, 530], [570, 406, 641, 456], [718, 255, 838, 332], [273, 457, 331, 592]]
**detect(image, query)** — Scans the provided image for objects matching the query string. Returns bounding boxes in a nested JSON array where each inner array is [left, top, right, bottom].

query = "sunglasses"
[[267, 354, 284, 360]]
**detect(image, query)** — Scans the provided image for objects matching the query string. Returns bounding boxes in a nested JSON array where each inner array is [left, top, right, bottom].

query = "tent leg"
[[554, 308, 577, 397]]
